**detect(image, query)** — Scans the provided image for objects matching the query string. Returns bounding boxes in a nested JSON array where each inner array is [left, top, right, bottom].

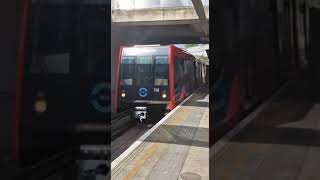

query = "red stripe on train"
[[169, 45, 175, 110], [14, 0, 31, 161], [225, 74, 241, 127], [115, 47, 123, 113]]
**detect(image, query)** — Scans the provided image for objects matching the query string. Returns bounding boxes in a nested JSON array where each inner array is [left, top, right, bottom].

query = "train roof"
[[122, 46, 170, 56], [121, 45, 194, 57]]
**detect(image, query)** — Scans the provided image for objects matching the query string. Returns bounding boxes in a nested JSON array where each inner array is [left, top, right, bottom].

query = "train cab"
[[116, 46, 170, 122], [115, 45, 206, 122]]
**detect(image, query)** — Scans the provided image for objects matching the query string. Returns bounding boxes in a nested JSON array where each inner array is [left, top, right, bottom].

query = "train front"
[[116, 46, 170, 122]]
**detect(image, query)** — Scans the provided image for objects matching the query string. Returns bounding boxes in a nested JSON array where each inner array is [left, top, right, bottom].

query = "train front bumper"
[[132, 106, 147, 122]]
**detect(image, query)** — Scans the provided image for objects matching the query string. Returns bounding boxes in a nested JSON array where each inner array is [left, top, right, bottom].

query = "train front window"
[[154, 56, 169, 86], [135, 56, 153, 86], [26, 1, 109, 77], [120, 54, 169, 86], [27, 4, 73, 75], [120, 56, 135, 85]]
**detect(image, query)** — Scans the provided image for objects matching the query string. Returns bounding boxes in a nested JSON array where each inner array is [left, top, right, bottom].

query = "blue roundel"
[[89, 82, 110, 113], [138, 88, 148, 97]]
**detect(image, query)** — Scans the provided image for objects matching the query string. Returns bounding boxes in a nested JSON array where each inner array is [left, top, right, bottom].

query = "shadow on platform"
[[142, 124, 209, 148]]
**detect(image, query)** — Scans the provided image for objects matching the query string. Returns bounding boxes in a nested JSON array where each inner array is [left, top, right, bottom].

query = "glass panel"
[[28, 4, 73, 74], [27, 1, 109, 75], [135, 57, 153, 85], [136, 56, 152, 64], [122, 56, 135, 64], [155, 55, 169, 64], [155, 55, 169, 86], [86, 7, 109, 77], [44, 53, 70, 74], [120, 78, 133, 85]]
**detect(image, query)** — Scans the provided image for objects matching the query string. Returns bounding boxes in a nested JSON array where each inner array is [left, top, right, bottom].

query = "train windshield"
[[120, 55, 169, 86], [135, 56, 153, 86], [154, 56, 169, 86], [26, 1, 108, 78]]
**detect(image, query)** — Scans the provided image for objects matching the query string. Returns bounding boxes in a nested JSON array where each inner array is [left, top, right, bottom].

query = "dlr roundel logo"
[[138, 88, 148, 97], [90, 82, 110, 113]]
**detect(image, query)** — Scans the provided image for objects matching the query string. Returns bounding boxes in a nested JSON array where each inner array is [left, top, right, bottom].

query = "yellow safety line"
[[123, 143, 159, 180]]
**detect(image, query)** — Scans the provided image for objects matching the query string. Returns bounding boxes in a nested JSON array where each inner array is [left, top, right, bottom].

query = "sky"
[[175, 44, 186, 48]]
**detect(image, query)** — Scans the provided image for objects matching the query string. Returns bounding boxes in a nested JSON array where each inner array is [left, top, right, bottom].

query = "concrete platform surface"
[[112, 125, 149, 161], [212, 80, 320, 180], [111, 87, 209, 180]]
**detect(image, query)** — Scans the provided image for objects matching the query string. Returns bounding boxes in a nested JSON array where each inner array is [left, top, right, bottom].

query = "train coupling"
[[77, 145, 110, 180], [132, 106, 147, 122]]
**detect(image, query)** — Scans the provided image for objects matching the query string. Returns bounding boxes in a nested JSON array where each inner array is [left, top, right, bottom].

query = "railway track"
[[111, 108, 167, 142], [111, 109, 136, 141]]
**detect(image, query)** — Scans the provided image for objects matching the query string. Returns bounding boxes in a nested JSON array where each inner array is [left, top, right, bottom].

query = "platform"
[[111, 87, 209, 180], [212, 80, 320, 180]]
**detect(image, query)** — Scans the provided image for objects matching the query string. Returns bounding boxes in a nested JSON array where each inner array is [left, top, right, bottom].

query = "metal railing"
[[112, 0, 209, 10]]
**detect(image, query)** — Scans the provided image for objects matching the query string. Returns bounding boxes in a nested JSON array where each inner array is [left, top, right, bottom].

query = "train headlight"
[[34, 99, 47, 113], [162, 93, 167, 99], [121, 92, 126, 98]]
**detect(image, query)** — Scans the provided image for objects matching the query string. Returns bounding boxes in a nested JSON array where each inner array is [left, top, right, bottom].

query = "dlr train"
[[1, 0, 110, 178], [211, 0, 317, 144], [115, 45, 207, 122]]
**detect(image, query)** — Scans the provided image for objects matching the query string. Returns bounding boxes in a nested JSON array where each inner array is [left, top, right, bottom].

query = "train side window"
[[184, 60, 188, 76], [174, 58, 179, 86], [174, 57, 184, 88]]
